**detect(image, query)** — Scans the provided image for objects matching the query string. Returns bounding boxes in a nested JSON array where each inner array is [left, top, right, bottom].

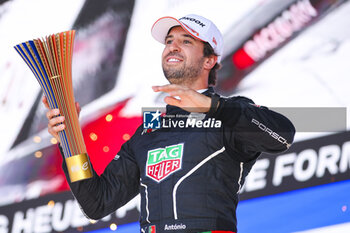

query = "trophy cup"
[[14, 30, 93, 182]]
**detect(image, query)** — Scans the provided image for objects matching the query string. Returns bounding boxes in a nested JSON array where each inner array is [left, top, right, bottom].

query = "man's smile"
[[166, 56, 183, 63]]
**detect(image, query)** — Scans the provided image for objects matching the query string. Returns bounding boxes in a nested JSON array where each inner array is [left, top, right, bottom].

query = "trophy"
[[14, 30, 93, 182]]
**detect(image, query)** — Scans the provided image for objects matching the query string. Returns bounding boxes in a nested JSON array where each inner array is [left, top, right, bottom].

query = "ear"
[[203, 55, 217, 70]]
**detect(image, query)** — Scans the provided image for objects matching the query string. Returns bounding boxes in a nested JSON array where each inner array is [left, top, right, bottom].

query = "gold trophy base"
[[65, 153, 93, 182]]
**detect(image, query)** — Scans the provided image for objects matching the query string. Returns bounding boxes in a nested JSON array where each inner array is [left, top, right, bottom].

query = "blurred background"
[[0, 0, 350, 232]]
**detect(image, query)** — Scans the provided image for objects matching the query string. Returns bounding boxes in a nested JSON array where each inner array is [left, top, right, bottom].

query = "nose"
[[168, 40, 180, 52]]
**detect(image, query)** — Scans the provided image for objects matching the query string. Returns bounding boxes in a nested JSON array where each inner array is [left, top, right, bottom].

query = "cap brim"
[[151, 17, 182, 44], [151, 16, 204, 44]]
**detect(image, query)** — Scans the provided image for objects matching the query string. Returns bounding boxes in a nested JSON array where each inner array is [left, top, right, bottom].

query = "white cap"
[[151, 14, 224, 63]]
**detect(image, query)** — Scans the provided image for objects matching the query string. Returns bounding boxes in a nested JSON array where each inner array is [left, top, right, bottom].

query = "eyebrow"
[[165, 34, 196, 41]]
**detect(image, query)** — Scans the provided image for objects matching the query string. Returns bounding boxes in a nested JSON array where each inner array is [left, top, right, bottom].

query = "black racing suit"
[[61, 88, 295, 233]]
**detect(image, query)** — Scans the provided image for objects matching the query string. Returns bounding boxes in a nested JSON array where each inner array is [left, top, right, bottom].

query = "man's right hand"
[[42, 96, 81, 144]]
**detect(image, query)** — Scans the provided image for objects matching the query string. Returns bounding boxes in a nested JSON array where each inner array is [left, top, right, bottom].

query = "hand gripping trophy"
[[14, 30, 93, 182]]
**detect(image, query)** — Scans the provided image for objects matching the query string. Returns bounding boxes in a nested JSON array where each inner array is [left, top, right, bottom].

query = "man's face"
[[162, 26, 205, 85]]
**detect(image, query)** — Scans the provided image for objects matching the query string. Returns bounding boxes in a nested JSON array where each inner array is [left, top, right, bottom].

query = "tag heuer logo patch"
[[146, 143, 184, 182]]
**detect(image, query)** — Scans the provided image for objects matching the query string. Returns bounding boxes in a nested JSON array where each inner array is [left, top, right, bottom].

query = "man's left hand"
[[152, 84, 211, 113]]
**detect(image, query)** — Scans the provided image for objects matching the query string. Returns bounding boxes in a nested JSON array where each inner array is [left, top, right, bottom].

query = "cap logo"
[[212, 37, 217, 46], [186, 25, 200, 36], [179, 17, 205, 27]]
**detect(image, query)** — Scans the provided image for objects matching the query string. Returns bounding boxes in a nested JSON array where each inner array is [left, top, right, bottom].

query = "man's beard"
[[162, 55, 204, 85]]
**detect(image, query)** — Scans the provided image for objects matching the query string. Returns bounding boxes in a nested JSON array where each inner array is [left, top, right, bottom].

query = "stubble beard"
[[162, 57, 204, 85]]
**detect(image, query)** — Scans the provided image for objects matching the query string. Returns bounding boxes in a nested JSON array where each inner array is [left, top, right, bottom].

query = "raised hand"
[[152, 84, 211, 113]]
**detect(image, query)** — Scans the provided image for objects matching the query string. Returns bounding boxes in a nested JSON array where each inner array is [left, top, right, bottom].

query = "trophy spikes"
[[14, 30, 93, 182]]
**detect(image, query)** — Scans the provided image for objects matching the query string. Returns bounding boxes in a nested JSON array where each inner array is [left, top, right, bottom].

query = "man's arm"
[[43, 96, 140, 220], [60, 141, 140, 220], [214, 96, 295, 159], [152, 85, 295, 159]]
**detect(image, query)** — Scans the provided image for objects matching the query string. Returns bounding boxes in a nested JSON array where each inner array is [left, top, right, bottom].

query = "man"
[[43, 14, 295, 233]]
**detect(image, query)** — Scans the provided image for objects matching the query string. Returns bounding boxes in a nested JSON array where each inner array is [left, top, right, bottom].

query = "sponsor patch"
[[146, 143, 184, 182]]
